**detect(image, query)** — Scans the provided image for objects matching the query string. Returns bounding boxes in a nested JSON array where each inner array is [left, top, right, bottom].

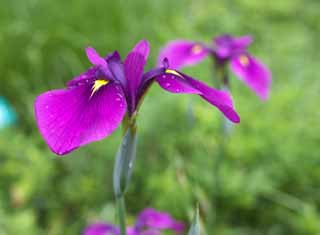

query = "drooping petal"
[[156, 72, 201, 94], [67, 67, 99, 88], [124, 40, 150, 113], [135, 208, 185, 232], [83, 223, 120, 235], [157, 40, 209, 70], [156, 70, 240, 123], [184, 74, 240, 123], [230, 53, 271, 100], [34, 82, 127, 155], [213, 34, 252, 59]]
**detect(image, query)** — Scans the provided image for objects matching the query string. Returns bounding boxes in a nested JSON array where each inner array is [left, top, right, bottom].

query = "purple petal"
[[131, 39, 150, 62], [156, 72, 201, 94], [124, 40, 150, 113], [183, 74, 240, 123], [34, 82, 127, 155], [213, 34, 252, 59], [83, 223, 120, 235], [157, 40, 209, 70], [86, 47, 108, 67], [136, 208, 184, 232], [86, 47, 113, 78], [233, 35, 253, 49], [156, 70, 240, 123], [126, 226, 139, 235], [230, 54, 271, 100], [107, 51, 127, 88], [140, 229, 161, 235], [67, 67, 99, 88]]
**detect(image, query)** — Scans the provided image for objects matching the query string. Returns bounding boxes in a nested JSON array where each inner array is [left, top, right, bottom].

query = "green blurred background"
[[0, 0, 319, 234]]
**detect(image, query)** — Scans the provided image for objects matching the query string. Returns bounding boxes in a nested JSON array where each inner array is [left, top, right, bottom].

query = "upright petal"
[[124, 40, 150, 113], [34, 82, 127, 155], [157, 40, 209, 70], [213, 34, 252, 59], [107, 51, 127, 89], [131, 39, 150, 63], [233, 35, 253, 49], [156, 70, 240, 123], [86, 47, 113, 78], [86, 47, 108, 67], [83, 223, 120, 235], [230, 53, 271, 100]]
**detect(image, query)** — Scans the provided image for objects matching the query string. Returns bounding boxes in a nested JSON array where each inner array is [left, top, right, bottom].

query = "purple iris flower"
[[158, 34, 272, 100], [34, 39, 239, 155], [84, 223, 120, 235], [83, 208, 184, 235]]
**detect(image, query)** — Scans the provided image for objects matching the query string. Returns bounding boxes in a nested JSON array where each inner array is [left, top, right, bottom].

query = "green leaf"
[[113, 127, 137, 198], [188, 206, 200, 235]]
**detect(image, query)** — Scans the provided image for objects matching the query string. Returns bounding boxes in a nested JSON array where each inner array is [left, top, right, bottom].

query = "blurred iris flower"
[[83, 208, 184, 235], [0, 97, 17, 129], [158, 34, 271, 100], [34, 40, 239, 155]]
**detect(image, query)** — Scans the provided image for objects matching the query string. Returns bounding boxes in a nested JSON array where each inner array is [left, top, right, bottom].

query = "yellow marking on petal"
[[90, 79, 109, 98], [191, 44, 203, 54], [165, 69, 184, 78], [239, 55, 249, 67]]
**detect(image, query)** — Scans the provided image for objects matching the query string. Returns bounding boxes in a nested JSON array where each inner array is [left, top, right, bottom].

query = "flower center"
[[165, 69, 184, 78], [90, 79, 109, 98], [239, 55, 249, 66], [191, 44, 203, 54]]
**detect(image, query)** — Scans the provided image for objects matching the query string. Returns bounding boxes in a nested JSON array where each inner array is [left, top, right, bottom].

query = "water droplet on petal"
[[162, 75, 166, 79], [176, 89, 180, 92], [165, 83, 171, 87], [45, 105, 49, 109]]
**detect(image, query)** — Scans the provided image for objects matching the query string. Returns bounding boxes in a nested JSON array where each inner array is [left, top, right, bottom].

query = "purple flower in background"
[[158, 34, 271, 100], [34, 39, 239, 155], [83, 208, 184, 235], [84, 223, 120, 235], [135, 208, 184, 233]]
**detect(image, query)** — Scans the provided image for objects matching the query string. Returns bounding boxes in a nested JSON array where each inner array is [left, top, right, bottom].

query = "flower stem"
[[210, 56, 231, 231], [116, 195, 127, 235]]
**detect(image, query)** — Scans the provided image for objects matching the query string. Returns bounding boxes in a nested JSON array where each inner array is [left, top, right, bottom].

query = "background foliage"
[[0, 0, 319, 234]]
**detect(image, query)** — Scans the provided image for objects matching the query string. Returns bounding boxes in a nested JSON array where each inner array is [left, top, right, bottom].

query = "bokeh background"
[[0, 0, 319, 234]]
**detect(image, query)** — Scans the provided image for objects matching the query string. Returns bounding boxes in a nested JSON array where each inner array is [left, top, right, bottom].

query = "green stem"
[[210, 57, 231, 231], [116, 195, 127, 235]]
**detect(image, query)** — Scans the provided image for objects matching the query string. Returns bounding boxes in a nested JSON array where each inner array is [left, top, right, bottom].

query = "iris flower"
[[83, 208, 184, 235], [158, 34, 271, 100], [34, 40, 239, 155]]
